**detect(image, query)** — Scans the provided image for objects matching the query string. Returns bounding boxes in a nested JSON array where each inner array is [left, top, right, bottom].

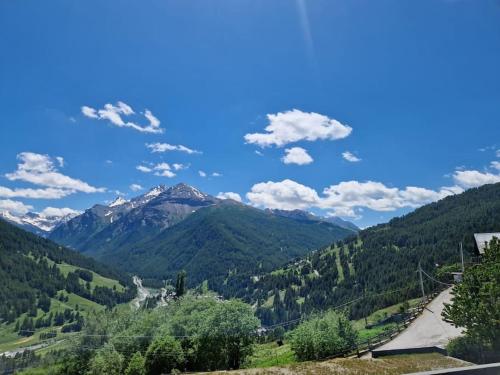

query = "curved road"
[[376, 287, 463, 351]]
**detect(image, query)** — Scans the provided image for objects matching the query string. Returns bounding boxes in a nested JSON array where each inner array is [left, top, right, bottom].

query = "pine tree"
[[175, 271, 186, 298]]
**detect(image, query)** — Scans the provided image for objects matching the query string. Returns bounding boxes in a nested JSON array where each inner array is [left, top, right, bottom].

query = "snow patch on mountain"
[[109, 197, 129, 207]]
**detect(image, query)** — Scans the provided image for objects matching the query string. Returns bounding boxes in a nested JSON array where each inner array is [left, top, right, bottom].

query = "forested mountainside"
[[49, 184, 356, 288], [49, 184, 219, 252], [0, 218, 135, 323], [86, 201, 355, 287], [223, 182, 500, 326]]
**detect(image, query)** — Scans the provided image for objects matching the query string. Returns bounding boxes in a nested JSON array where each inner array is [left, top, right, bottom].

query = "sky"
[[0, 0, 499, 228]]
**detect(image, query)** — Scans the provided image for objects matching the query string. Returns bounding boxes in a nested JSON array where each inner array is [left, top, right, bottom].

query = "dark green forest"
[[0, 219, 135, 323], [88, 202, 355, 287], [222, 183, 500, 326]]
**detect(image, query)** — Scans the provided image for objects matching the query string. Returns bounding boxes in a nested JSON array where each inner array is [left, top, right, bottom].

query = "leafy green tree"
[[125, 351, 146, 375], [288, 310, 357, 361], [86, 344, 124, 375], [196, 300, 260, 370], [145, 336, 184, 375], [443, 237, 500, 353]]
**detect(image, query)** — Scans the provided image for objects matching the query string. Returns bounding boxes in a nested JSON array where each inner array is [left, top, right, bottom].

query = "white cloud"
[[342, 151, 361, 163], [155, 170, 176, 178], [173, 163, 188, 171], [244, 109, 352, 147], [246, 179, 320, 210], [146, 143, 201, 154], [5, 152, 105, 194], [246, 178, 466, 219], [40, 207, 81, 218], [0, 199, 33, 215], [281, 147, 314, 165], [0, 186, 72, 199], [491, 161, 500, 171], [255, 150, 263, 156], [81, 106, 98, 118], [453, 169, 500, 188], [137, 162, 177, 178], [153, 163, 176, 178], [199, 170, 207, 178], [217, 192, 242, 202], [82, 101, 163, 134], [56, 156, 64, 167], [130, 184, 143, 192], [321, 181, 402, 212], [136, 165, 152, 173], [497, 149, 500, 158], [154, 162, 171, 171], [212, 172, 222, 177]]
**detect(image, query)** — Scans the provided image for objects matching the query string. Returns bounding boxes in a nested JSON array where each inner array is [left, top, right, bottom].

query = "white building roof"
[[473, 233, 500, 254]]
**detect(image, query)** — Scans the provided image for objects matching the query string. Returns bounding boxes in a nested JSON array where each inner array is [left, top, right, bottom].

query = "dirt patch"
[[199, 353, 470, 375]]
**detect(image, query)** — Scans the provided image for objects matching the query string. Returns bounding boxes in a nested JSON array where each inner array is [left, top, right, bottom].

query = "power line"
[[420, 268, 453, 287]]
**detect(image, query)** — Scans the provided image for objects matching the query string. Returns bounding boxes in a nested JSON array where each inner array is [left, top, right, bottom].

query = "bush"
[[447, 336, 486, 363], [87, 344, 124, 375], [145, 336, 184, 375], [287, 310, 357, 361], [125, 351, 146, 375]]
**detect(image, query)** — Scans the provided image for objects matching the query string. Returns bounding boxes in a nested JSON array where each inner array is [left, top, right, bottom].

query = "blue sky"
[[1, 0, 499, 227]]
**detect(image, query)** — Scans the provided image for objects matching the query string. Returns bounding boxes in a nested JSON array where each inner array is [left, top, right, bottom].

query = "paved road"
[[376, 287, 463, 350]]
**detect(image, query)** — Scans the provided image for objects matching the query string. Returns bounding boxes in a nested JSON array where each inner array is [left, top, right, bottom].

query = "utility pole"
[[460, 242, 465, 273], [418, 262, 425, 300]]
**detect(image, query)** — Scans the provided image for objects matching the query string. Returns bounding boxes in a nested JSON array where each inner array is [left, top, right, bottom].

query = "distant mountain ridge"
[[0, 210, 79, 237], [49, 183, 357, 288], [269, 209, 359, 231]]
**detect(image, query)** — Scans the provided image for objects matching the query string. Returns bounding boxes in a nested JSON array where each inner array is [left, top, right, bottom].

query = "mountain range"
[[0, 210, 79, 237], [48, 183, 357, 287]]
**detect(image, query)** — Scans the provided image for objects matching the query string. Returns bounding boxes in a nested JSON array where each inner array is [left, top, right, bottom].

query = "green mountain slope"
[[92, 201, 355, 288], [224, 182, 500, 325], [0, 218, 135, 324]]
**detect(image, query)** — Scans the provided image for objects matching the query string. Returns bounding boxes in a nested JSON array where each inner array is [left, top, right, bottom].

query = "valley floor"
[[200, 353, 471, 375]]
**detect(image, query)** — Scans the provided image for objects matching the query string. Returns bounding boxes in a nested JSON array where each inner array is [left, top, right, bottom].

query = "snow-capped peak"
[[144, 185, 167, 198], [1, 210, 80, 234], [0, 211, 24, 225], [109, 196, 129, 207], [167, 183, 208, 200]]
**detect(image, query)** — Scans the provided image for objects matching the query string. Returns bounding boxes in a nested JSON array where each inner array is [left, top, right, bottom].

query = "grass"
[[208, 353, 470, 374], [17, 363, 63, 375], [243, 342, 296, 369], [51, 292, 105, 314], [0, 288, 111, 354], [0, 257, 125, 350], [334, 247, 344, 282], [49, 261, 125, 292], [353, 298, 421, 342]]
